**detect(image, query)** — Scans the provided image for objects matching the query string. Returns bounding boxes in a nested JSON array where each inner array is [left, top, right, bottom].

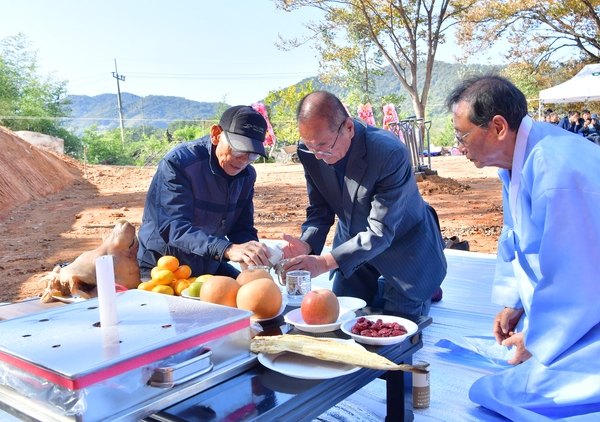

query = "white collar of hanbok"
[[509, 115, 533, 224]]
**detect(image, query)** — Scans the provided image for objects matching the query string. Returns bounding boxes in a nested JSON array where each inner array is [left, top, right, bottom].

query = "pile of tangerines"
[[137, 255, 204, 296], [136, 259, 283, 320]]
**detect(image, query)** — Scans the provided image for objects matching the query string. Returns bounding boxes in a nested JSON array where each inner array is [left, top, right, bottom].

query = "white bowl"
[[284, 308, 356, 333], [340, 315, 418, 346]]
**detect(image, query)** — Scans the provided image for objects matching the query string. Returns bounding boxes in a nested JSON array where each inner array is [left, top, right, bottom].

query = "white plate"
[[340, 315, 418, 346], [52, 295, 85, 304], [251, 301, 286, 322], [181, 288, 200, 300], [337, 296, 367, 313], [284, 309, 355, 333], [257, 338, 364, 379]]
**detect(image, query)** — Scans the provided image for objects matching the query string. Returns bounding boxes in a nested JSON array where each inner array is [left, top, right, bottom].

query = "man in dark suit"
[[558, 110, 583, 133], [280, 91, 447, 317]]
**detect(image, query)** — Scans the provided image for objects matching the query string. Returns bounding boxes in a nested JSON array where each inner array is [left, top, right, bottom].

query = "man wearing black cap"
[[138, 105, 274, 279]]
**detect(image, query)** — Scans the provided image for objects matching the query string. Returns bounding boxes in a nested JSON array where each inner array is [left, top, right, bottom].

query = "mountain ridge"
[[66, 61, 504, 133]]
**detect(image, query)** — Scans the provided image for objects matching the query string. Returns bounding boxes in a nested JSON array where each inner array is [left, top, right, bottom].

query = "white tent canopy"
[[539, 64, 600, 104]]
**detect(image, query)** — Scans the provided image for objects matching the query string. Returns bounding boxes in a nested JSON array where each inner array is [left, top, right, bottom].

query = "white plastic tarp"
[[539, 64, 600, 104]]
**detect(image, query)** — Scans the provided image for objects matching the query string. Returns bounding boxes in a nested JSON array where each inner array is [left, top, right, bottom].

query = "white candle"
[[96, 255, 119, 328]]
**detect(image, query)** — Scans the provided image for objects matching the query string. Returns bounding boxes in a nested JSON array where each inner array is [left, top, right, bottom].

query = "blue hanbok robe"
[[469, 120, 600, 421]]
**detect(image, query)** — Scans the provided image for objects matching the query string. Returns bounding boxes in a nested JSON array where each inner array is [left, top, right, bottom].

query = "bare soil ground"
[[0, 131, 502, 303]]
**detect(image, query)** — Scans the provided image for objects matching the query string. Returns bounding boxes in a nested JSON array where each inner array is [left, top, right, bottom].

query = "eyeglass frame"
[[221, 131, 261, 162], [455, 123, 486, 146], [299, 118, 346, 156]]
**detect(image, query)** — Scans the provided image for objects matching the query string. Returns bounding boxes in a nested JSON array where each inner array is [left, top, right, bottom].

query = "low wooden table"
[[145, 306, 431, 422]]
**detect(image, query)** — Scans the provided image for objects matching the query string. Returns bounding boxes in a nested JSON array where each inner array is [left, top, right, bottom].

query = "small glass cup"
[[285, 270, 311, 301]]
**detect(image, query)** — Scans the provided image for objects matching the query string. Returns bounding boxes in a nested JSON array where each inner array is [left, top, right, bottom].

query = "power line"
[[69, 71, 314, 81], [0, 116, 217, 122]]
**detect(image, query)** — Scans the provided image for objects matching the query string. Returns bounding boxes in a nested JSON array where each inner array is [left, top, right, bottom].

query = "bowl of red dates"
[[340, 315, 418, 346]]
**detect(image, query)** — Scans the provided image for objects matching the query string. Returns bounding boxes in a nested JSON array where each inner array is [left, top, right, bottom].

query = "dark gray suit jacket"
[[298, 119, 447, 302]]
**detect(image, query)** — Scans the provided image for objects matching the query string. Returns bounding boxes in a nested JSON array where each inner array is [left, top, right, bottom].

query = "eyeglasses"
[[222, 132, 261, 162], [300, 119, 346, 156], [455, 124, 485, 146]]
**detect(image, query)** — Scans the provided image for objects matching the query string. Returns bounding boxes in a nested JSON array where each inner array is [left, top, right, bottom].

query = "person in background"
[[280, 91, 447, 317], [138, 106, 274, 279], [547, 111, 559, 125], [578, 112, 600, 145], [446, 75, 600, 421], [557, 110, 583, 133]]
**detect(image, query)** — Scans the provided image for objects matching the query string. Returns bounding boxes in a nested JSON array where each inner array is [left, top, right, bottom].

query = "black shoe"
[[431, 287, 443, 302], [444, 236, 459, 248], [444, 236, 470, 251]]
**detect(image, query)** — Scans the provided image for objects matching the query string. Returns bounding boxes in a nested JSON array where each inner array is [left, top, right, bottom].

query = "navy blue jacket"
[[298, 119, 447, 303], [137, 137, 258, 277], [558, 116, 583, 133]]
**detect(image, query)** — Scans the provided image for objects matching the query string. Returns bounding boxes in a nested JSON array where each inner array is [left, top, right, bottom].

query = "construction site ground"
[[0, 128, 502, 303]]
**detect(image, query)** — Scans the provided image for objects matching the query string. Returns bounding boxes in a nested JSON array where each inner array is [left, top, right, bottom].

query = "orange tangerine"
[[173, 265, 192, 280], [174, 279, 191, 296], [152, 285, 174, 295], [152, 269, 175, 286], [137, 281, 155, 291], [157, 255, 179, 272]]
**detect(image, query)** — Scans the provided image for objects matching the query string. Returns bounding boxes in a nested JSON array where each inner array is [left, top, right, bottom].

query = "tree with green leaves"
[[264, 80, 315, 146], [455, 0, 600, 67], [274, 0, 457, 119], [315, 9, 385, 105], [454, 0, 600, 105], [0, 33, 73, 138]]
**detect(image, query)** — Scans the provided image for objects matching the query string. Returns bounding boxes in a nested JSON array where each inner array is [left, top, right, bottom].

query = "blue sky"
[[0, 0, 496, 105]]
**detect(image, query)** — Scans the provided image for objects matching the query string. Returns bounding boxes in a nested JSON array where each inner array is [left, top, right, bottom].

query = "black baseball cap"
[[219, 106, 268, 158]]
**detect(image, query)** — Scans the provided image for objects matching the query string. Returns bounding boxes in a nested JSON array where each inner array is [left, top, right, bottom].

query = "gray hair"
[[446, 75, 527, 131]]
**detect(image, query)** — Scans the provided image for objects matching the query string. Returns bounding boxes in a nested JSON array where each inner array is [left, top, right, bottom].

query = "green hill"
[[66, 93, 223, 133], [66, 61, 504, 133]]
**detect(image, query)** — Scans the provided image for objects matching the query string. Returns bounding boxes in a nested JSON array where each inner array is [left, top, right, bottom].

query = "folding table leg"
[[385, 359, 414, 422]]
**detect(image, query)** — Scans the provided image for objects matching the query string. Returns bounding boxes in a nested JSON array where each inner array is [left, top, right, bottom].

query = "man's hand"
[[282, 253, 338, 279], [493, 307, 524, 345], [502, 332, 533, 365], [224, 241, 270, 267], [280, 234, 312, 259]]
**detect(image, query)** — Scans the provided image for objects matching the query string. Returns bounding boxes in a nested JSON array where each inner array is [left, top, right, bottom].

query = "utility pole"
[[140, 96, 146, 136], [112, 59, 126, 148]]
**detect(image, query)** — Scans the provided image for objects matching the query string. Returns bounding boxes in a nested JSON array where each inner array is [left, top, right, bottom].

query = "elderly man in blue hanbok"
[[446, 75, 600, 421]]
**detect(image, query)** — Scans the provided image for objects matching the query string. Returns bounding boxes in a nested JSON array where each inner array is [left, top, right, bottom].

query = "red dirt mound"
[[0, 126, 81, 215]]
